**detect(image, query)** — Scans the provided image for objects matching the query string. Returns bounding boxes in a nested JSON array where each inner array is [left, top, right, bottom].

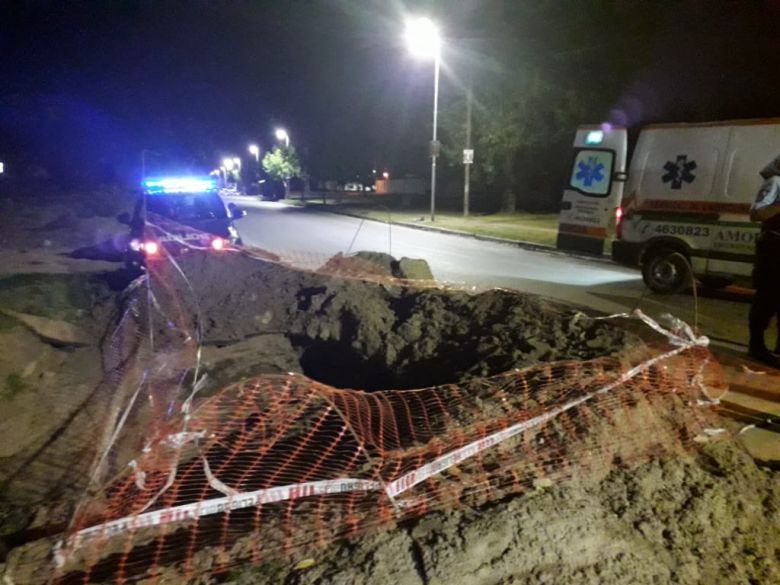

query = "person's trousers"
[[749, 231, 780, 352]]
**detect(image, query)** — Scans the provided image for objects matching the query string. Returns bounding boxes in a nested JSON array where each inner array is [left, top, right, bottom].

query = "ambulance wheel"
[[642, 248, 692, 294]]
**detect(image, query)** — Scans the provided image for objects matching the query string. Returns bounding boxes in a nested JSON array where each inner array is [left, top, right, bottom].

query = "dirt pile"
[[145, 250, 634, 391], [0, 190, 133, 258], [228, 440, 779, 585], [4, 235, 771, 585], [0, 244, 636, 558]]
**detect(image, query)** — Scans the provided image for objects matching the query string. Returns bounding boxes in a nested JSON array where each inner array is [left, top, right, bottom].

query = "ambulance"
[[557, 119, 780, 293]]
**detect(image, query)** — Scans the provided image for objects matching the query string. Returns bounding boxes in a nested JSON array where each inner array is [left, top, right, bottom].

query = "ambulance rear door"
[[556, 126, 627, 255], [706, 121, 780, 279]]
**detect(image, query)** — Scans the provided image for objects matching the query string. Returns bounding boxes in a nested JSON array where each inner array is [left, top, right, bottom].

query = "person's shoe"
[[749, 346, 780, 369]]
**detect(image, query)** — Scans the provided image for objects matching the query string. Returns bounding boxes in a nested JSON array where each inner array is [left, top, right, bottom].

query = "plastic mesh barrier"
[[2, 224, 726, 585]]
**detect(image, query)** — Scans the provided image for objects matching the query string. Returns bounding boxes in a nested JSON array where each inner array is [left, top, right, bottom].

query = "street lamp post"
[[248, 144, 259, 163], [405, 17, 441, 222]]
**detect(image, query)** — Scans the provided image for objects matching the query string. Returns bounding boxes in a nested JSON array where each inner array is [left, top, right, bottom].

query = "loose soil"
[[144, 250, 632, 391], [228, 439, 779, 585], [0, 199, 777, 584]]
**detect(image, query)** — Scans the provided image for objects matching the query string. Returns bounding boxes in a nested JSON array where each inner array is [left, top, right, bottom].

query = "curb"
[[306, 204, 618, 266]]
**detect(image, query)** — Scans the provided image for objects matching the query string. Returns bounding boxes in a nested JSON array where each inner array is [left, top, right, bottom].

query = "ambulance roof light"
[[586, 130, 604, 145]]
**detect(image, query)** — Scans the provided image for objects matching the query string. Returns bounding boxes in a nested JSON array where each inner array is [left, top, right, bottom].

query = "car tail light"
[[615, 207, 624, 239], [143, 241, 159, 256], [210, 237, 225, 250]]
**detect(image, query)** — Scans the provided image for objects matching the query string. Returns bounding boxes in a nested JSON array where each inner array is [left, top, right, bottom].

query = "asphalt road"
[[229, 198, 753, 350]]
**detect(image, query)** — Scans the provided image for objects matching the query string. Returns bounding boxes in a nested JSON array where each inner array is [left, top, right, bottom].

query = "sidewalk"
[[715, 352, 780, 463], [292, 198, 623, 264]]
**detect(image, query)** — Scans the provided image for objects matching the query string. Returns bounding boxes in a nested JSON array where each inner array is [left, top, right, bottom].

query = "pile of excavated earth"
[[0, 194, 777, 584]]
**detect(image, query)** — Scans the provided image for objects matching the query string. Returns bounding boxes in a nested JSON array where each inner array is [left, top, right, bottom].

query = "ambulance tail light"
[[210, 237, 225, 251], [615, 207, 624, 239]]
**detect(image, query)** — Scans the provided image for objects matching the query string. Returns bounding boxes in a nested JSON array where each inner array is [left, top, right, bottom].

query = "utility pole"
[[463, 79, 473, 217], [430, 53, 441, 223]]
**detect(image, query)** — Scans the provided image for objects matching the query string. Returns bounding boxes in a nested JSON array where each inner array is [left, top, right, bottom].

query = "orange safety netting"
[[45, 336, 720, 583], [2, 228, 726, 585]]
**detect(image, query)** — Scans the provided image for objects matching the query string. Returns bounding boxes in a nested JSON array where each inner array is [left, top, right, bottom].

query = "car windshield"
[[146, 192, 227, 221]]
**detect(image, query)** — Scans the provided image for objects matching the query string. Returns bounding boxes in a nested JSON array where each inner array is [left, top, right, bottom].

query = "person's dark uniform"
[[748, 157, 780, 367]]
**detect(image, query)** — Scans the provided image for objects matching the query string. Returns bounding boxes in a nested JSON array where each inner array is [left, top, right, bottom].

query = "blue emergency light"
[[143, 176, 217, 194]]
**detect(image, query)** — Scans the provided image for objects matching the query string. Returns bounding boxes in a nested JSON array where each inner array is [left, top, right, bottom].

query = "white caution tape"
[[55, 478, 382, 564], [386, 330, 706, 498]]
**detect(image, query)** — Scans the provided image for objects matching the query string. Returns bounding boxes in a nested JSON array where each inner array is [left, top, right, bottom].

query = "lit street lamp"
[[275, 128, 290, 148], [248, 144, 260, 162], [404, 16, 441, 222]]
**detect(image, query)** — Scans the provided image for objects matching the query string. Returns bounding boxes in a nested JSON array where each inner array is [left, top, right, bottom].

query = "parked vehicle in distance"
[[557, 119, 780, 293], [247, 179, 284, 201], [344, 182, 364, 192], [118, 175, 245, 270]]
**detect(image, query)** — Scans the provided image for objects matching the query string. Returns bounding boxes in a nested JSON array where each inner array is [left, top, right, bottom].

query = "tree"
[[438, 1, 667, 212], [262, 146, 301, 198]]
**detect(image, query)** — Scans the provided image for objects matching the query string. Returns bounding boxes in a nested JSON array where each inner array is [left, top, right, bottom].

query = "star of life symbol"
[[575, 156, 605, 187], [662, 155, 697, 189]]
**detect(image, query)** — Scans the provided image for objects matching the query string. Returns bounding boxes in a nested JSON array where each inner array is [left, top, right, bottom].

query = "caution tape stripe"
[[56, 478, 382, 562]]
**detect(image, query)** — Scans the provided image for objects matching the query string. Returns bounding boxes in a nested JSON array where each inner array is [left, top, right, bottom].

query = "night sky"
[[2, 1, 780, 185]]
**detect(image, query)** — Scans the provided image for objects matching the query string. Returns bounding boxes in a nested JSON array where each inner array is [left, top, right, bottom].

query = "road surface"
[[229, 198, 754, 350]]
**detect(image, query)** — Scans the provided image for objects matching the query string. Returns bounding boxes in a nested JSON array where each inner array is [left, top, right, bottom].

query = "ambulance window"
[[568, 148, 614, 197]]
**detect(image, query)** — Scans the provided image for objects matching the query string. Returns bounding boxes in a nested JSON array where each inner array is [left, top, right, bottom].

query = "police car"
[[119, 175, 246, 269]]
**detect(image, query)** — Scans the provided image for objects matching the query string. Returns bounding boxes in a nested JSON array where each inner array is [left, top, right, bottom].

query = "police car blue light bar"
[[143, 176, 217, 194]]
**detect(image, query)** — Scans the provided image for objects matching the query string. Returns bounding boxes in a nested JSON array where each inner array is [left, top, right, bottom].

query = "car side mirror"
[[228, 203, 246, 219], [116, 212, 131, 225]]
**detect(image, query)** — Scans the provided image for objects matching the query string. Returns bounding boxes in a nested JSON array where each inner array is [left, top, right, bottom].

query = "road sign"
[[429, 140, 441, 158], [463, 149, 474, 165]]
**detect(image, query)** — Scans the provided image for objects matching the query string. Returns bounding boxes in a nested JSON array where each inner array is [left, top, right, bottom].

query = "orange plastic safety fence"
[[42, 341, 719, 584], [0, 232, 726, 585]]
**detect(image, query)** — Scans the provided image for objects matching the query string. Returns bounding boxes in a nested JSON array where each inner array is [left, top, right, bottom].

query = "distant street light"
[[223, 158, 235, 171], [275, 128, 290, 148], [404, 16, 441, 222], [248, 144, 260, 162], [382, 171, 390, 180]]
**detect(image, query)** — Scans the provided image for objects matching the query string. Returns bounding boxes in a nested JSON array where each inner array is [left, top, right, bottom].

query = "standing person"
[[748, 155, 780, 367]]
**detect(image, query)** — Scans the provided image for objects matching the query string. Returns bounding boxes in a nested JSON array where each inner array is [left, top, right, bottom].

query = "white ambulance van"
[[556, 125, 628, 256], [557, 119, 780, 293]]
